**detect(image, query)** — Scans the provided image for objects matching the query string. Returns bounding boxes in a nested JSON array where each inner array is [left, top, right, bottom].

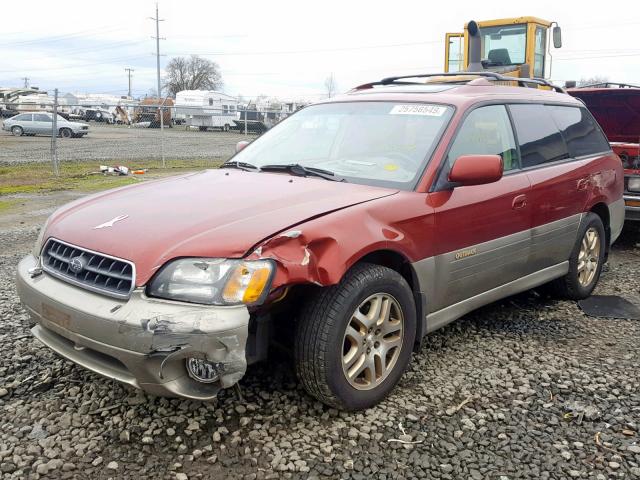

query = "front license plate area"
[[41, 303, 72, 330]]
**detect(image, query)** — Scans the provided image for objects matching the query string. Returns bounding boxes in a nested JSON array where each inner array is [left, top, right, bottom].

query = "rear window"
[[509, 104, 569, 168], [548, 106, 610, 157]]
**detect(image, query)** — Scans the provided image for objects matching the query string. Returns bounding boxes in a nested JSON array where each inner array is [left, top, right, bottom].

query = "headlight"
[[147, 258, 275, 306], [628, 177, 640, 193]]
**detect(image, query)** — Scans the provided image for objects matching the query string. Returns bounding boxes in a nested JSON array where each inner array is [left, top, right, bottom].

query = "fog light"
[[186, 358, 220, 383]]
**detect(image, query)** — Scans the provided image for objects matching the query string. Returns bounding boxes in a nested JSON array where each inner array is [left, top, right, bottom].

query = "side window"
[[35, 114, 51, 122], [208, 98, 213, 106], [447, 105, 519, 171], [548, 106, 610, 157], [533, 26, 546, 78], [14, 114, 30, 121], [509, 104, 569, 168]]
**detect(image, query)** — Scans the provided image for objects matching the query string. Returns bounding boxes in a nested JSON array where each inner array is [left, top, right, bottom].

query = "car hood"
[[44, 169, 398, 285]]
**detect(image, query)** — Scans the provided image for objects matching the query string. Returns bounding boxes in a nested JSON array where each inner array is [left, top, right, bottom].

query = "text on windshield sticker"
[[390, 104, 447, 116]]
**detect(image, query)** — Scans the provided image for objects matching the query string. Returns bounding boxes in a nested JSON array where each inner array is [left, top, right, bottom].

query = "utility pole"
[[150, 3, 166, 167], [124, 68, 134, 98], [51, 89, 59, 176], [22, 77, 29, 88]]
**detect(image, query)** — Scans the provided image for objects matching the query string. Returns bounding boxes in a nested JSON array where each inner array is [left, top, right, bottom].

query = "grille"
[[41, 238, 135, 299]]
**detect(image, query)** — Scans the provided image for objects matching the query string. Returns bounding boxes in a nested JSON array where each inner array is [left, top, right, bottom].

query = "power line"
[[0, 26, 128, 47], [165, 40, 441, 57]]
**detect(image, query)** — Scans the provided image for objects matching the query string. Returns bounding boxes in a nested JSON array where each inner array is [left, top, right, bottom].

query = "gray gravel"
[[0, 123, 257, 165], [1, 195, 639, 479]]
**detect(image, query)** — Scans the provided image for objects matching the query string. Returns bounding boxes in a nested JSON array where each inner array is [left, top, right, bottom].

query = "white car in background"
[[2, 112, 89, 138]]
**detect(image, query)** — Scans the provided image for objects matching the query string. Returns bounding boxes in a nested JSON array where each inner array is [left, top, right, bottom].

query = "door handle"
[[512, 194, 527, 210]]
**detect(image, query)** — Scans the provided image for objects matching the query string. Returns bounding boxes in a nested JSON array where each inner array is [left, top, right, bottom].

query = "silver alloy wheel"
[[577, 227, 601, 287], [342, 293, 404, 390]]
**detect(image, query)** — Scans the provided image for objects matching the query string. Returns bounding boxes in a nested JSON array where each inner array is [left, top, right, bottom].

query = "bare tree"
[[577, 76, 609, 87], [324, 74, 338, 98], [164, 55, 223, 96]]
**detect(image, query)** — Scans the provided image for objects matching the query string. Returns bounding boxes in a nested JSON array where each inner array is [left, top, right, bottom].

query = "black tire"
[[294, 263, 416, 410], [11, 126, 23, 137], [223, 123, 230, 132], [59, 128, 72, 138], [548, 212, 606, 300]]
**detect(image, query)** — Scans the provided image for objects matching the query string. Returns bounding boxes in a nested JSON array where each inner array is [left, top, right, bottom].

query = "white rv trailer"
[[0, 88, 71, 117], [174, 90, 239, 131]]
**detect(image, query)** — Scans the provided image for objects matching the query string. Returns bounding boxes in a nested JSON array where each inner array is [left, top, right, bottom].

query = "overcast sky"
[[1, 0, 639, 100]]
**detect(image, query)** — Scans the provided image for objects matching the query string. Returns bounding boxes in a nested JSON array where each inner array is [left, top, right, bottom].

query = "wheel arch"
[[353, 249, 426, 350], [588, 202, 611, 258]]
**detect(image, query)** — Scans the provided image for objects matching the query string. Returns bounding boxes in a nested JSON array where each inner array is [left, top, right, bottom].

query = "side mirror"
[[448, 154, 503, 186], [552, 25, 562, 48], [236, 140, 249, 153]]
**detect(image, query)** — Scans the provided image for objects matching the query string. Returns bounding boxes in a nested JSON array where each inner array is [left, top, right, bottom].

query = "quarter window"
[[447, 105, 519, 171], [509, 104, 569, 167], [548, 106, 610, 157]]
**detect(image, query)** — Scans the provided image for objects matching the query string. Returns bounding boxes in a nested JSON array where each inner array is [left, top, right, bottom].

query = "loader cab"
[[444, 17, 561, 79]]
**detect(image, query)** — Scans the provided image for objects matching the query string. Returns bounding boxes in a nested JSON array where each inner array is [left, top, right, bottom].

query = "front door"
[[427, 104, 531, 313]]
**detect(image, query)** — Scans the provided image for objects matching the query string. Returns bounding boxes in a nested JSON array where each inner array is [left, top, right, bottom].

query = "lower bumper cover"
[[16, 255, 250, 400]]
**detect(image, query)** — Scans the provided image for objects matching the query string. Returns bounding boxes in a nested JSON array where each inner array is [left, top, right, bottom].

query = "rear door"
[[428, 104, 531, 312], [509, 104, 608, 272], [19, 114, 35, 134], [33, 113, 52, 135]]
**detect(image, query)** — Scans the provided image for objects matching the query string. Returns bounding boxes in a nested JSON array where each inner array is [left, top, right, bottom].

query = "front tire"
[[11, 126, 23, 136], [59, 128, 72, 138], [294, 263, 416, 410], [549, 212, 605, 300]]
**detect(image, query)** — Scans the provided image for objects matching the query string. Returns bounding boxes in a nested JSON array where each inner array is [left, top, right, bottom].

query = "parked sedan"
[[2, 112, 89, 138]]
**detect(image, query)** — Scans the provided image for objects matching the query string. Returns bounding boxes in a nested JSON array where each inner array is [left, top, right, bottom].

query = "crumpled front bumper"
[[16, 254, 250, 400]]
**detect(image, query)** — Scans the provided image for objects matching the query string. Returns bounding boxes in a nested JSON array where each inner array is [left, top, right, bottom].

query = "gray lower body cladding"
[[16, 255, 250, 400]]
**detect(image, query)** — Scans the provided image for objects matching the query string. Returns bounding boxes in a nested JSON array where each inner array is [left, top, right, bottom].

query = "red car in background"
[[568, 83, 640, 222], [17, 74, 624, 410]]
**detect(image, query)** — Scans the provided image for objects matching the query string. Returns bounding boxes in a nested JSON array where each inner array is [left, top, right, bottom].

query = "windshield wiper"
[[220, 160, 261, 172], [260, 164, 346, 182]]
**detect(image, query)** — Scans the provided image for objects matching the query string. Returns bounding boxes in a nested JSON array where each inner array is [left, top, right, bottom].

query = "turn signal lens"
[[222, 260, 274, 304]]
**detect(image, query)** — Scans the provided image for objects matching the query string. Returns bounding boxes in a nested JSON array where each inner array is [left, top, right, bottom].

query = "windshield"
[[231, 101, 453, 189], [480, 24, 527, 66]]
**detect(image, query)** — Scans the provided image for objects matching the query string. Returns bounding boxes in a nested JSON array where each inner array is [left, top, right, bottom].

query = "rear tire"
[[294, 263, 416, 410], [11, 126, 23, 136], [548, 212, 605, 300]]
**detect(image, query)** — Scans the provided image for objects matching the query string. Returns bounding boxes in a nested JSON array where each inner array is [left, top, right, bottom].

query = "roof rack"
[[353, 72, 567, 94], [576, 82, 640, 89]]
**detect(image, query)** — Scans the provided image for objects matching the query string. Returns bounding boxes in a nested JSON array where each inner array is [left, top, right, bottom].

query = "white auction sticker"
[[390, 104, 447, 116]]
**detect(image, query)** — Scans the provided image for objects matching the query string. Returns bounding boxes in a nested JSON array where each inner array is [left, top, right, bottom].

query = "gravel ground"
[[0, 123, 257, 165], [0, 194, 639, 480]]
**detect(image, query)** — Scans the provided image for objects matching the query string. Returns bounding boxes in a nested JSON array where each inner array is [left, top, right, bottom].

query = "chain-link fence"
[[0, 90, 300, 193]]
